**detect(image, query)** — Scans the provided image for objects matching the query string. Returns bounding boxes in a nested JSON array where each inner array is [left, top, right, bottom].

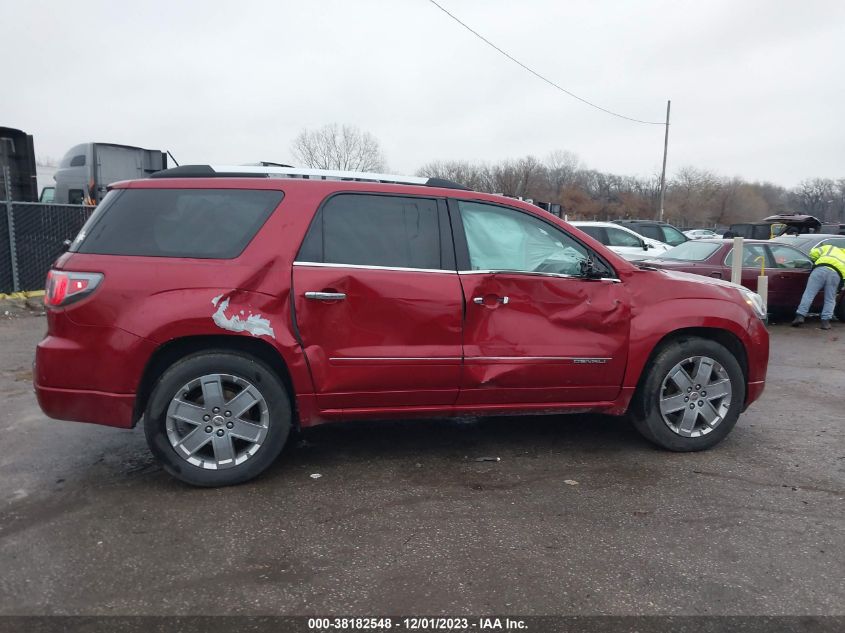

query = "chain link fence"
[[1, 200, 93, 293]]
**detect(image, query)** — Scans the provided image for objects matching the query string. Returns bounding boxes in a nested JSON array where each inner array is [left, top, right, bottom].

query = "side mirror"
[[579, 259, 604, 279], [642, 242, 649, 251]]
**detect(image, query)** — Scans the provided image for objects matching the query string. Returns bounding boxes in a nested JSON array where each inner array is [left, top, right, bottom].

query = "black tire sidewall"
[[144, 351, 291, 487], [634, 337, 746, 452]]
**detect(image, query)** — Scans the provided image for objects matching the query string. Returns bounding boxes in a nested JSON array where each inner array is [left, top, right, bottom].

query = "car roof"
[[148, 164, 470, 190], [112, 176, 530, 206]]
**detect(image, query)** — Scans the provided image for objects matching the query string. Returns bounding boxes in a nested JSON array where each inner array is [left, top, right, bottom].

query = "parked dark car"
[[35, 166, 770, 486], [642, 239, 844, 319], [613, 220, 688, 247]]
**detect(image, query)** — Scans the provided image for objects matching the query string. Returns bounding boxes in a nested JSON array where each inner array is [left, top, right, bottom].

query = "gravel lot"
[[0, 311, 842, 616]]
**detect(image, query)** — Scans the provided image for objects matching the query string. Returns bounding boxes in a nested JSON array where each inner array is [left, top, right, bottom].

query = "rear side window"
[[71, 188, 283, 258], [297, 194, 445, 269]]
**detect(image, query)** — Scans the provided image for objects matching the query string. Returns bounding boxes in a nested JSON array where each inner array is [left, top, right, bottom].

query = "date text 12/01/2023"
[[307, 617, 528, 630]]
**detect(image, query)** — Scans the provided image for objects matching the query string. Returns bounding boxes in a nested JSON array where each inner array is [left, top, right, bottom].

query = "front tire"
[[144, 351, 291, 487], [631, 337, 745, 452]]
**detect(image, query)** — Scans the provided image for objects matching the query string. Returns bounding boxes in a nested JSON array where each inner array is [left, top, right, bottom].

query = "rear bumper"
[[34, 319, 155, 428], [35, 383, 135, 429]]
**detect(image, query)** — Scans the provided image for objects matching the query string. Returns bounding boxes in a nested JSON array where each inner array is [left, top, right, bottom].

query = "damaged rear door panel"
[[291, 192, 463, 410]]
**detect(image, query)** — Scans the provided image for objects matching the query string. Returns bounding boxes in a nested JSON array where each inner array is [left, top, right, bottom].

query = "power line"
[[426, 0, 665, 126]]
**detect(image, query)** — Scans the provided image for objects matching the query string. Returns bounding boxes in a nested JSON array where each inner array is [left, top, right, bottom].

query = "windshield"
[[659, 241, 721, 261]]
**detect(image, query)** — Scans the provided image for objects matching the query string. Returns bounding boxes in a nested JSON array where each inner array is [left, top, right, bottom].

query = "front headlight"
[[738, 287, 766, 319]]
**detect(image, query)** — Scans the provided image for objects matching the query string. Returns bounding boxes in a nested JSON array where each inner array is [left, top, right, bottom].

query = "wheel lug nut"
[[212, 407, 220, 413], [695, 384, 701, 390], [205, 426, 212, 433], [701, 391, 706, 396], [226, 421, 234, 429], [684, 397, 689, 402], [687, 387, 692, 393], [225, 411, 231, 417], [689, 404, 695, 409], [203, 414, 210, 421], [698, 400, 704, 407], [216, 429, 225, 437]]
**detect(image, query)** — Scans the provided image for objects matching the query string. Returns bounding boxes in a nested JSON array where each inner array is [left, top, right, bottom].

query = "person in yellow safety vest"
[[792, 244, 845, 330]]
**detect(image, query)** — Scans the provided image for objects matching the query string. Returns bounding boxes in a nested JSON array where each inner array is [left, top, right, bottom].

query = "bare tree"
[[291, 124, 386, 172], [415, 151, 844, 227], [795, 178, 836, 221], [416, 160, 495, 192], [545, 150, 582, 198]]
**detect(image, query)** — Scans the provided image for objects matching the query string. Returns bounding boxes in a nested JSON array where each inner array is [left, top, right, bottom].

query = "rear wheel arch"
[[134, 335, 298, 428]]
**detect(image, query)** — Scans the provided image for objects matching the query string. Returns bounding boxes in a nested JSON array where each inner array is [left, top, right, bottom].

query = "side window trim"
[[294, 191, 455, 272], [448, 198, 618, 280]]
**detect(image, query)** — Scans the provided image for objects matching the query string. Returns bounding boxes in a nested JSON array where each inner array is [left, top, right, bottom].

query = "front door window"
[[459, 201, 605, 277]]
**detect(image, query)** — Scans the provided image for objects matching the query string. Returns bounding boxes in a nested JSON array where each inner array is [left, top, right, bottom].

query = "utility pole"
[[658, 99, 671, 221]]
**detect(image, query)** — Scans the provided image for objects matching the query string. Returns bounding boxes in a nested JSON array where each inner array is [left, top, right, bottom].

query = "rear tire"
[[144, 351, 291, 487], [630, 337, 745, 452]]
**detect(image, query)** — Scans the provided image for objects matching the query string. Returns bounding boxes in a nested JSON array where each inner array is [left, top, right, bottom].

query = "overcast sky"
[[3, 0, 844, 187]]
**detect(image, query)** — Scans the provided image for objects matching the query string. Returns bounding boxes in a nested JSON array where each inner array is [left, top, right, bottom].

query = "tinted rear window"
[[298, 193, 444, 269], [71, 188, 283, 258]]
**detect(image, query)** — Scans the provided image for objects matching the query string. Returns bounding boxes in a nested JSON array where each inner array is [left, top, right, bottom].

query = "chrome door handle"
[[305, 291, 346, 301], [473, 296, 509, 305]]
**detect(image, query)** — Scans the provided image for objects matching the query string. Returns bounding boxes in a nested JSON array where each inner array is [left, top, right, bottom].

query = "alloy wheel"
[[165, 373, 269, 469], [658, 356, 732, 437]]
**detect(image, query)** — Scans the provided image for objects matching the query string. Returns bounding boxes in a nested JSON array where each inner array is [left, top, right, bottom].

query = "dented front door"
[[457, 273, 630, 404], [453, 199, 630, 405]]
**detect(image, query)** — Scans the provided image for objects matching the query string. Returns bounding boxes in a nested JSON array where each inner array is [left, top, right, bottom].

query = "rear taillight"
[[45, 270, 103, 308]]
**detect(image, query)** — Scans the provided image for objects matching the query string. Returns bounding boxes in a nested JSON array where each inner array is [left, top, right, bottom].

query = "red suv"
[[35, 166, 769, 486]]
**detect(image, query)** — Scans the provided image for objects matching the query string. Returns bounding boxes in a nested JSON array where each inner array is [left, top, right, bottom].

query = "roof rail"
[[150, 164, 470, 190]]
